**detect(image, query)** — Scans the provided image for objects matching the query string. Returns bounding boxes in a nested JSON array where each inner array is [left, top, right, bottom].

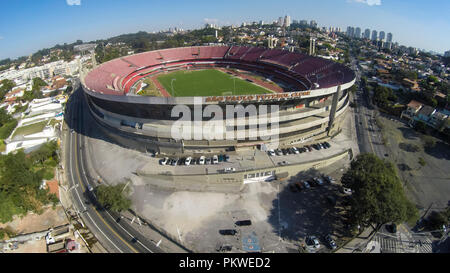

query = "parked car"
[[314, 177, 324, 186], [276, 149, 283, 156], [323, 175, 336, 184], [224, 155, 230, 162], [289, 184, 298, 192], [342, 187, 352, 195], [303, 181, 311, 189], [185, 157, 192, 166], [171, 158, 179, 166], [160, 157, 169, 165], [295, 182, 303, 191], [324, 142, 331, 148], [219, 229, 237, 236], [213, 155, 219, 164], [306, 236, 320, 248], [292, 147, 300, 154], [325, 234, 337, 249], [217, 244, 233, 252], [235, 220, 252, 226], [199, 156, 206, 165], [282, 149, 289, 155], [268, 149, 276, 156], [224, 167, 236, 173]]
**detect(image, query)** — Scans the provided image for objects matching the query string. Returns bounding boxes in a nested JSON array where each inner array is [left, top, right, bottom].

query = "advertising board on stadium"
[[204, 91, 312, 103]]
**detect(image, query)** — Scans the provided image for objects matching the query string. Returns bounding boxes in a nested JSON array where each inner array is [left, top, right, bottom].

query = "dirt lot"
[[0, 206, 69, 235], [378, 115, 450, 209]]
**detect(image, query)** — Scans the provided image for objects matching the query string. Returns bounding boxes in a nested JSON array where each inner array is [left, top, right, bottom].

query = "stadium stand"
[[84, 46, 353, 96]]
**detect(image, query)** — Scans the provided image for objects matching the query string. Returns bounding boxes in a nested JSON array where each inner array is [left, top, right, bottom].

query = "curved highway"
[[64, 84, 163, 253]]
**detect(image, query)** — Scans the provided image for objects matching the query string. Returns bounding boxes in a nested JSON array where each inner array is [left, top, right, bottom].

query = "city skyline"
[[0, 0, 449, 60]]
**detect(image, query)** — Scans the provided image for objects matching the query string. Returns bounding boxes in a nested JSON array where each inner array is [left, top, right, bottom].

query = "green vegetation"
[[425, 207, 450, 231], [158, 69, 271, 97], [0, 79, 16, 101], [12, 120, 48, 138], [0, 108, 18, 139], [341, 153, 418, 231], [96, 183, 132, 212], [0, 141, 60, 223], [418, 157, 426, 167], [12, 103, 29, 115]]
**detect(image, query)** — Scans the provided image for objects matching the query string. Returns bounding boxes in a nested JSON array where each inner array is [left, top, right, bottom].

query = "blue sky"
[[0, 0, 449, 60]]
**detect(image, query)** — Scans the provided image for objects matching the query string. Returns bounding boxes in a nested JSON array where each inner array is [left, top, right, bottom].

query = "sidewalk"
[[336, 227, 374, 253]]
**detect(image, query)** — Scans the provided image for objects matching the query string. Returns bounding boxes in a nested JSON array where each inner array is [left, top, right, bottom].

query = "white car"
[[185, 157, 192, 166], [160, 157, 169, 165], [213, 155, 219, 164], [292, 147, 300, 154], [268, 149, 276, 156], [343, 187, 353, 195], [199, 156, 206, 165], [306, 236, 320, 249], [224, 167, 236, 173]]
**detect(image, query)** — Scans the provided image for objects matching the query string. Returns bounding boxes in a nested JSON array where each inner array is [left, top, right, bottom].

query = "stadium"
[[81, 45, 355, 154]]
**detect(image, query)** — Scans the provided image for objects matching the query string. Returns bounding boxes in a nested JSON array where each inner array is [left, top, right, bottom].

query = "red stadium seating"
[[84, 46, 354, 96]]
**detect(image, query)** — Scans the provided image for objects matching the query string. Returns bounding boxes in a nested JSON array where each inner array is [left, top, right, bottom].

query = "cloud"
[[0, 36, 3, 40], [348, 0, 381, 6], [66, 0, 81, 6], [204, 18, 219, 25]]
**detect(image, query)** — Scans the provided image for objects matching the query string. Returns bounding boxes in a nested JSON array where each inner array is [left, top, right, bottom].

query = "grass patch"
[[157, 69, 271, 97], [0, 139, 5, 152], [0, 120, 18, 139], [12, 120, 48, 138], [418, 157, 426, 167]]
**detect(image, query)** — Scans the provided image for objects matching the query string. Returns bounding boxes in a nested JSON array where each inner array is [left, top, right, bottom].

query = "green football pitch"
[[157, 69, 272, 97]]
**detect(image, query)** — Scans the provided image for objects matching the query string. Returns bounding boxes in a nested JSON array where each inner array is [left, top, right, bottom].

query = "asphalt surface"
[[351, 59, 387, 158], [65, 86, 162, 253]]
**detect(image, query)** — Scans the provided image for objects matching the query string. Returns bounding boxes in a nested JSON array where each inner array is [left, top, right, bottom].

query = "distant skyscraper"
[[278, 17, 284, 27], [444, 50, 450, 57], [355, 27, 361, 38], [310, 20, 317, 28], [347, 26, 355, 37], [379, 31, 386, 41], [364, 29, 371, 39], [284, 15, 291, 27], [371, 30, 378, 41], [387, 32, 393, 43], [300, 20, 308, 26], [293, 19, 299, 25]]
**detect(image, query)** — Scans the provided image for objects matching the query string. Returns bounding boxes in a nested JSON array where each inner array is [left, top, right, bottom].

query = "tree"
[[341, 154, 418, 232], [96, 183, 132, 212], [426, 209, 449, 230], [414, 120, 427, 133]]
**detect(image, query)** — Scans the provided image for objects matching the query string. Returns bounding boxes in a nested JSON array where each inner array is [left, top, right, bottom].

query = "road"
[[64, 85, 162, 253], [351, 58, 388, 158]]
